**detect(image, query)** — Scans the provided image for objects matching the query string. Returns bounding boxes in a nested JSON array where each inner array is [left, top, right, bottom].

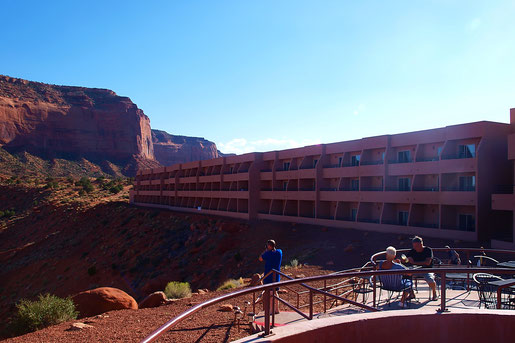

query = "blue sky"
[[2, 1, 514, 154]]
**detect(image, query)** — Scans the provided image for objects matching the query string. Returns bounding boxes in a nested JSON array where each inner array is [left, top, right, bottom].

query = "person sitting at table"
[[407, 236, 438, 301], [445, 245, 461, 265], [380, 246, 412, 308]]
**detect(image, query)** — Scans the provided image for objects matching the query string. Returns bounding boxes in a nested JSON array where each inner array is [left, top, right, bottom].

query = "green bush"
[[164, 281, 192, 299], [217, 278, 244, 291], [75, 177, 94, 193], [0, 209, 15, 219], [109, 184, 123, 194], [8, 294, 77, 335]]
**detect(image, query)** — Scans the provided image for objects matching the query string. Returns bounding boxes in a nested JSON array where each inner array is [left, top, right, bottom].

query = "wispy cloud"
[[218, 137, 322, 155], [467, 18, 481, 31]]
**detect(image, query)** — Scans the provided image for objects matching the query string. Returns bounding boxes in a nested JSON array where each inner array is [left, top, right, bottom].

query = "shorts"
[[422, 273, 435, 283]]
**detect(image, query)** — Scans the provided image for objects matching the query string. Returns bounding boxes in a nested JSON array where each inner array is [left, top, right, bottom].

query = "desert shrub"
[[109, 184, 123, 194], [75, 177, 94, 193], [45, 180, 59, 189], [164, 281, 192, 299], [8, 294, 77, 336], [217, 278, 244, 291], [0, 209, 15, 218], [289, 259, 299, 268]]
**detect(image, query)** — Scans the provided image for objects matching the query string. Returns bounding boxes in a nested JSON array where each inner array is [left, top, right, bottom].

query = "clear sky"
[[2, 1, 514, 154]]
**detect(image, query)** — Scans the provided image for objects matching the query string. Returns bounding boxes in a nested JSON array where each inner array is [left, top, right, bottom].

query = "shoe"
[[431, 295, 439, 301]]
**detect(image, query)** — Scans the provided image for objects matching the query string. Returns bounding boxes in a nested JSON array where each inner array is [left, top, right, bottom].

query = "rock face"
[[0, 75, 156, 171], [152, 129, 219, 167], [71, 287, 138, 318]]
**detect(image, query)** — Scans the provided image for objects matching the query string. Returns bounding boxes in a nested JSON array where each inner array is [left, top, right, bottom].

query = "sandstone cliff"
[[152, 129, 220, 167], [0, 75, 157, 173]]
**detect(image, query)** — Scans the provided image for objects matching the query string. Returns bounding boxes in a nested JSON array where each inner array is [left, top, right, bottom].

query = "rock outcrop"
[[0, 75, 157, 173], [71, 287, 138, 318], [152, 129, 219, 167]]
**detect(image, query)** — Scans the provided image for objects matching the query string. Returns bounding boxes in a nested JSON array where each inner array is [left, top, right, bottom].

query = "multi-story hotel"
[[131, 109, 515, 247]]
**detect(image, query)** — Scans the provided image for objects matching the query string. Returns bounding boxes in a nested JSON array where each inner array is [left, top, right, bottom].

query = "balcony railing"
[[441, 186, 476, 192], [388, 159, 412, 164], [260, 169, 273, 172], [335, 216, 355, 221], [299, 165, 316, 170], [360, 186, 383, 191], [441, 153, 475, 160], [411, 222, 439, 229], [360, 160, 384, 166], [385, 186, 411, 191], [415, 156, 439, 162], [441, 224, 476, 232], [382, 220, 407, 226], [412, 186, 439, 192], [320, 187, 338, 191], [357, 218, 380, 224]]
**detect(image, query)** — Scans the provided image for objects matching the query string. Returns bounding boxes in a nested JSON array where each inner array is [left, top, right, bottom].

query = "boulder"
[[72, 287, 138, 318], [250, 273, 262, 287], [138, 291, 167, 309]]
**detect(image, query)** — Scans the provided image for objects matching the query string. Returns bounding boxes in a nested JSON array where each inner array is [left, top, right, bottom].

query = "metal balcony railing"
[[360, 160, 384, 166], [412, 186, 439, 192], [142, 247, 515, 343]]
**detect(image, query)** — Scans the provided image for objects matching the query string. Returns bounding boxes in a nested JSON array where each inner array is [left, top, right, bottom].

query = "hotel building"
[[131, 109, 515, 246]]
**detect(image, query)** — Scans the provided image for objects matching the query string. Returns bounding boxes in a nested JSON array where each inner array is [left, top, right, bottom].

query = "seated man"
[[407, 236, 438, 301], [445, 245, 461, 265], [379, 246, 412, 308]]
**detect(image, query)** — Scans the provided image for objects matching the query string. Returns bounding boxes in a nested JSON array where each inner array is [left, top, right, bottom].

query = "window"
[[313, 159, 318, 168], [437, 146, 443, 157], [458, 144, 475, 158], [351, 154, 360, 166], [338, 157, 343, 167], [398, 178, 411, 191], [351, 179, 359, 191], [382, 152, 385, 161], [459, 214, 475, 231], [351, 208, 358, 221], [283, 162, 290, 171], [459, 176, 475, 191], [283, 181, 288, 190], [398, 211, 409, 226], [398, 150, 411, 163]]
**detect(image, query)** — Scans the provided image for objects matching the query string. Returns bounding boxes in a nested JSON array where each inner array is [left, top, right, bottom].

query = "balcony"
[[415, 157, 439, 162], [442, 186, 476, 192], [441, 153, 475, 160], [411, 222, 439, 229], [412, 186, 439, 192], [360, 186, 383, 191], [357, 218, 380, 224], [385, 186, 411, 192], [360, 160, 384, 166], [382, 220, 407, 226], [388, 159, 412, 164]]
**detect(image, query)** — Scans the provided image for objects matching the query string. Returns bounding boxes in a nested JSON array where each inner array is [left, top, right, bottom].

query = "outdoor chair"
[[473, 273, 503, 309], [377, 272, 413, 307]]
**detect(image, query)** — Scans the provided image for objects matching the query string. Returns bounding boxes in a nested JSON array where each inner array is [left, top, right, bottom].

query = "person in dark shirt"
[[259, 239, 283, 313], [445, 245, 461, 265], [407, 236, 438, 301]]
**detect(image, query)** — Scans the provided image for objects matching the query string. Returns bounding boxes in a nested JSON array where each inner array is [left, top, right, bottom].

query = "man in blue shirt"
[[259, 239, 282, 313], [259, 239, 283, 284]]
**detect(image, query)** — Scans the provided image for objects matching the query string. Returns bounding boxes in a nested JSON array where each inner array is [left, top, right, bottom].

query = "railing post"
[[324, 279, 327, 313], [271, 276, 276, 328], [438, 272, 447, 312], [253, 291, 256, 315], [309, 290, 313, 320], [497, 287, 502, 309], [372, 275, 377, 307], [263, 288, 271, 336]]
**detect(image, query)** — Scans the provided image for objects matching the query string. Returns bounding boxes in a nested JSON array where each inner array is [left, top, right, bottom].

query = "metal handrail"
[[141, 266, 515, 342]]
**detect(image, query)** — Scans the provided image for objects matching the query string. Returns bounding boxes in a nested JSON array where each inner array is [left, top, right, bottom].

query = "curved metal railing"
[[141, 261, 515, 342]]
